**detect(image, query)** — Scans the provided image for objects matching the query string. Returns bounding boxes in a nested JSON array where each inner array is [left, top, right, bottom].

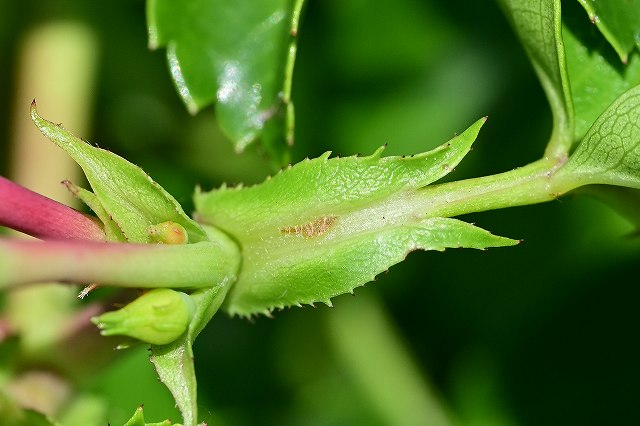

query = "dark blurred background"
[[1, 0, 639, 424]]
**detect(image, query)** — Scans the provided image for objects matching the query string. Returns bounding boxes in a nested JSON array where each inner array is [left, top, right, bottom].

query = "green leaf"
[[558, 84, 640, 188], [194, 118, 517, 316], [577, 0, 640, 63], [147, 0, 304, 162], [150, 279, 231, 426], [578, 186, 640, 235], [62, 180, 126, 241], [498, 0, 573, 156], [563, 2, 640, 141], [197, 117, 487, 237], [30, 102, 208, 244], [0, 391, 59, 426], [123, 405, 174, 426], [236, 217, 515, 316]]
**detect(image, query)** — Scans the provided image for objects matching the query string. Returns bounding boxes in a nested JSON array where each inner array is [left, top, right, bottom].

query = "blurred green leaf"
[[579, 185, 640, 235], [327, 293, 455, 426], [57, 393, 108, 426], [0, 391, 59, 426], [559, 84, 640, 188], [30, 103, 208, 244], [498, 0, 573, 155], [195, 119, 517, 316], [577, 0, 640, 63], [564, 3, 640, 141], [147, 0, 303, 163]]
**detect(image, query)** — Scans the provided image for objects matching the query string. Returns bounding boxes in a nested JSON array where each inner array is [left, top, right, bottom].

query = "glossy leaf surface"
[[147, 0, 302, 162]]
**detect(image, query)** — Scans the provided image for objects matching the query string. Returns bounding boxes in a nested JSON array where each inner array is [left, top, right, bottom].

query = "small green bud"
[[92, 289, 195, 345], [147, 221, 189, 244]]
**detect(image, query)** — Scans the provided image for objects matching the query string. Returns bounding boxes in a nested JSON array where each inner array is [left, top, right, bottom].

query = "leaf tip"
[[29, 99, 39, 121], [186, 102, 199, 116], [372, 145, 386, 158], [148, 32, 159, 51], [620, 53, 629, 65], [29, 99, 51, 131]]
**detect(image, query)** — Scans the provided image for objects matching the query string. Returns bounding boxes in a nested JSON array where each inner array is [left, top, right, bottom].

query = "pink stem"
[[0, 176, 105, 241]]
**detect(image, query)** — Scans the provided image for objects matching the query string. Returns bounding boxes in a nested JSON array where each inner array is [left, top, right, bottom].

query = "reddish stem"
[[0, 176, 105, 241]]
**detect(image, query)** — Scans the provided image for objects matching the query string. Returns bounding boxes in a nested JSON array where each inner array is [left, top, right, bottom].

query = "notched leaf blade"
[[195, 117, 487, 241], [194, 118, 517, 316], [227, 217, 517, 317]]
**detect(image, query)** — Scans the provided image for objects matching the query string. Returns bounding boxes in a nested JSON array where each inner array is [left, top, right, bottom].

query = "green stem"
[[0, 239, 239, 291], [420, 157, 579, 219], [338, 157, 582, 239], [282, 0, 305, 146]]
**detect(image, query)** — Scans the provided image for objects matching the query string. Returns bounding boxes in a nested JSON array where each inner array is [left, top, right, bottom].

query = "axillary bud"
[[92, 288, 195, 345], [147, 221, 189, 244]]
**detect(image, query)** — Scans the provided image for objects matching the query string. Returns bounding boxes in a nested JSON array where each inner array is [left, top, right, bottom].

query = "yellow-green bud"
[[92, 289, 195, 345], [147, 221, 189, 244]]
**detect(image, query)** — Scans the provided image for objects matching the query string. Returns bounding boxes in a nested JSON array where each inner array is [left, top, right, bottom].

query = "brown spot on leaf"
[[280, 216, 337, 238]]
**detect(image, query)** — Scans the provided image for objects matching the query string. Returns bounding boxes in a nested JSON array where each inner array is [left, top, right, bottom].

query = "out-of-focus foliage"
[[577, 0, 640, 63], [1, 1, 640, 425]]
